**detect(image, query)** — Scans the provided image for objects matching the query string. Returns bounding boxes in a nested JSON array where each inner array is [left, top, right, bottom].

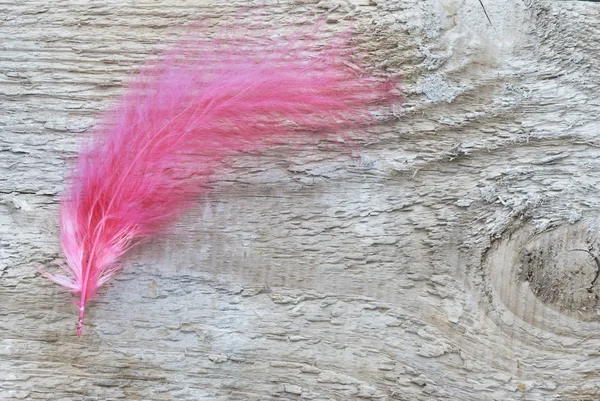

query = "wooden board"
[[2, 1, 600, 400]]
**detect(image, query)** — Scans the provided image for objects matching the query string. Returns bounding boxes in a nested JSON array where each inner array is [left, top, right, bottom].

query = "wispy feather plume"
[[43, 20, 400, 336]]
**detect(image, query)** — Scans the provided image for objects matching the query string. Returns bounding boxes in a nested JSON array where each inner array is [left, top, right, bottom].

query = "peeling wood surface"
[[2, 1, 600, 400]]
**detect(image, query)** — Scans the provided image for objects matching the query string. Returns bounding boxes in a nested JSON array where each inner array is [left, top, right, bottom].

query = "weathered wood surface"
[[2, 1, 600, 400]]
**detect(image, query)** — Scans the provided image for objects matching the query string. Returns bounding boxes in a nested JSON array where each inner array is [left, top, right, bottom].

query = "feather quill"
[[43, 21, 399, 335]]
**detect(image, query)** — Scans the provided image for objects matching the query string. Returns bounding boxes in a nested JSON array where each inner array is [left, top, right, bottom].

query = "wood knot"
[[518, 224, 599, 312], [485, 220, 600, 326]]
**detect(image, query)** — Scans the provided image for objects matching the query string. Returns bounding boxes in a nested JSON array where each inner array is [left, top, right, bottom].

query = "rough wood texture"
[[2, 1, 600, 400]]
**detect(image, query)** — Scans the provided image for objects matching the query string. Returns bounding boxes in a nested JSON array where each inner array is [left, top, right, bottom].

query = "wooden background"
[[2, 0, 600, 400]]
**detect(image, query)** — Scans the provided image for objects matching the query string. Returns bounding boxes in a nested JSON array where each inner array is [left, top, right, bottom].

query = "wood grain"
[[2, 1, 600, 400]]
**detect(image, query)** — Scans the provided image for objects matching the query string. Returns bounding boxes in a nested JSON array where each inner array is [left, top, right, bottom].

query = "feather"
[[43, 20, 400, 336]]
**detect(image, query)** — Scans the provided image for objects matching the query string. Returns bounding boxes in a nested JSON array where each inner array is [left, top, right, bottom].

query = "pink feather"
[[43, 21, 399, 336]]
